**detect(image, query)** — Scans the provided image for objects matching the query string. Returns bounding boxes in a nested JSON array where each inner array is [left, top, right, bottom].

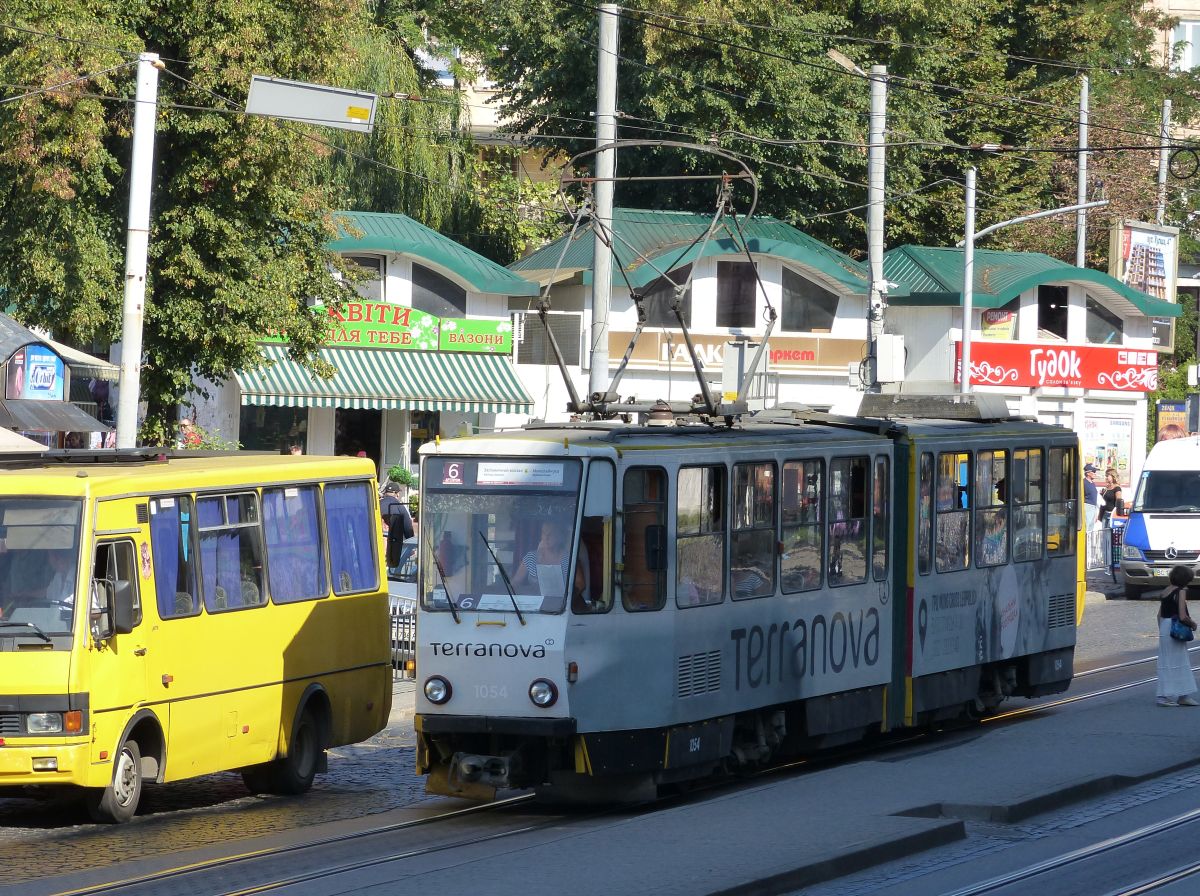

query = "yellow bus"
[[0, 452, 392, 822]]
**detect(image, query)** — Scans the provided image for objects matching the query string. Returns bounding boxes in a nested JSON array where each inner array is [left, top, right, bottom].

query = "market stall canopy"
[[237, 344, 533, 414], [0, 314, 119, 380], [0, 397, 110, 432]]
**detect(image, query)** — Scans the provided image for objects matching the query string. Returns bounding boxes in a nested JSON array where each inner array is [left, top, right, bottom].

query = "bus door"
[[86, 537, 148, 751]]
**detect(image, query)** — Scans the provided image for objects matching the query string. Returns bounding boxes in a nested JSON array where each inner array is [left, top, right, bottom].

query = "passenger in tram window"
[[978, 511, 1007, 566], [511, 521, 571, 595]]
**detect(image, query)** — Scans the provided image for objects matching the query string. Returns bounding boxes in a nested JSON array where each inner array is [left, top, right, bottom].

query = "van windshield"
[[420, 458, 582, 615], [0, 498, 83, 636], [1134, 470, 1200, 513]]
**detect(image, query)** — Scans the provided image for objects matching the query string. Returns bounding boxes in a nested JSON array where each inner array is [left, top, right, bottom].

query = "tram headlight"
[[528, 679, 558, 708], [1122, 544, 1144, 561], [26, 712, 62, 734], [423, 676, 453, 705]]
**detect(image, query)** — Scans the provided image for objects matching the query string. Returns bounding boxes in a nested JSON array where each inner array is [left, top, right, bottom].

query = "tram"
[[411, 397, 1083, 801]]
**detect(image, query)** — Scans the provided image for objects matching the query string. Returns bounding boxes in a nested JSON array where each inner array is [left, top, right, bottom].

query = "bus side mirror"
[[112, 580, 135, 634], [644, 524, 666, 571], [90, 581, 114, 642]]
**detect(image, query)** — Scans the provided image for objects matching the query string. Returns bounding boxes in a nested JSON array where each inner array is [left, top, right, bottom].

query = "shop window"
[[640, 265, 692, 327], [781, 458, 823, 592], [1012, 448, 1044, 561], [1037, 285, 1068, 341], [676, 465, 725, 607], [731, 461, 775, 599], [622, 467, 667, 611], [1085, 294, 1123, 345], [412, 263, 467, 318], [344, 254, 384, 302], [239, 406, 307, 454], [515, 312, 581, 366], [781, 267, 838, 332], [1173, 21, 1200, 70], [935, 452, 971, 572], [828, 456, 867, 585], [1046, 446, 1077, 557], [717, 261, 758, 329]]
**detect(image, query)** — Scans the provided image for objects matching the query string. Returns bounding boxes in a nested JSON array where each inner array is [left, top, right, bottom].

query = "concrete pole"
[[1075, 74, 1089, 268], [1157, 98, 1172, 225], [866, 64, 888, 392], [960, 167, 976, 395], [588, 4, 619, 402], [115, 52, 162, 448]]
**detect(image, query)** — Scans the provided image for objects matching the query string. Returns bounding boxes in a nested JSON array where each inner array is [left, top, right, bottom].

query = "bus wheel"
[[241, 765, 273, 795], [85, 739, 142, 823], [271, 709, 321, 795]]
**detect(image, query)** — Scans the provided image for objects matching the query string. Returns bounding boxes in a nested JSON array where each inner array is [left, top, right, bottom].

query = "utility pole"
[[1157, 98, 1172, 225], [866, 64, 888, 392], [960, 168, 977, 396], [588, 4, 619, 404], [1075, 74, 1089, 268], [115, 52, 162, 448]]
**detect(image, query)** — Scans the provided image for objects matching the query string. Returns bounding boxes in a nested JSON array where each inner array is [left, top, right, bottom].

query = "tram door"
[[574, 460, 613, 612]]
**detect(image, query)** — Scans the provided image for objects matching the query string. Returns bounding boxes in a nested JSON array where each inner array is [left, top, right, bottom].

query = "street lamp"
[[957, 167, 1108, 394]]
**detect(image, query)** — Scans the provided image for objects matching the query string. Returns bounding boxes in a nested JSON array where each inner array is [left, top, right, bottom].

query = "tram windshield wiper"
[[0, 621, 52, 643], [477, 530, 526, 626], [429, 545, 460, 624]]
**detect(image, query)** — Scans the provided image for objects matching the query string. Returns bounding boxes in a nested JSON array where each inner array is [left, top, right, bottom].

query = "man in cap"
[[1083, 463, 1100, 531]]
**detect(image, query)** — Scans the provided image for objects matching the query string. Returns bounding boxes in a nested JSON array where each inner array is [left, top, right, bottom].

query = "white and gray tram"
[[412, 405, 1083, 801]]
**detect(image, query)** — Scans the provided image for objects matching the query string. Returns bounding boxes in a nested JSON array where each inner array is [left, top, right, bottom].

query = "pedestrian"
[[379, 482, 414, 540], [1082, 463, 1100, 530], [177, 418, 201, 449], [1101, 468, 1124, 522], [1156, 565, 1199, 707]]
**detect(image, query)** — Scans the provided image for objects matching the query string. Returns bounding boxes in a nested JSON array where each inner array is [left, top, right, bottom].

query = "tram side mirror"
[[644, 524, 667, 571]]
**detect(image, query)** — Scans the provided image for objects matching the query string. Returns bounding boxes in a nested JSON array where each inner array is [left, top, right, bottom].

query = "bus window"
[[872, 456, 889, 582], [918, 453, 933, 575], [263, 486, 328, 602], [622, 467, 667, 612], [1047, 446, 1077, 556], [782, 458, 823, 593], [732, 462, 775, 600], [975, 450, 1008, 567], [676, 465, 725, 607], [829, 456, 867, 585], [92, 541, 142, 630], [198, 493, 266, 611], [150, 496, 200, 618], [324, 482, 379, 595], [1012, 448, 1044, 561], [935, 452, 970, 572]]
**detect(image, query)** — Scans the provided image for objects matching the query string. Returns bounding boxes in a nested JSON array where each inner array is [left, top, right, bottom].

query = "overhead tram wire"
[[0, 60, 136, 104]]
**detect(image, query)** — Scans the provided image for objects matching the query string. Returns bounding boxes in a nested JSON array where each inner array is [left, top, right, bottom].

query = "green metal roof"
[[883, 245, 1180, 318], [510, 208, 880, 297], [331, 211, 540, 296]]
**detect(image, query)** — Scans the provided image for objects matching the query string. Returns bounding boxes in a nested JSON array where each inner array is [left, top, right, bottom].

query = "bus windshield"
[[0, 498, 83, 636], [421, 458, 582, 614], [1135, 470, 1200, 513]]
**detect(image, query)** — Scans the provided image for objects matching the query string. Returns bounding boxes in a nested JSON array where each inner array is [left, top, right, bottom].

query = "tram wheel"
[[84, 739, 142, 823]]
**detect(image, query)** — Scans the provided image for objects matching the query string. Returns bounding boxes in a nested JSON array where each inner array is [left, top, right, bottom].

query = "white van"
[[1119, 435, 1200, 598]]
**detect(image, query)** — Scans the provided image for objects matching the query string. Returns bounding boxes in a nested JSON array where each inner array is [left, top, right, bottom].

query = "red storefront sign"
[[954, 341, 1158, 391]]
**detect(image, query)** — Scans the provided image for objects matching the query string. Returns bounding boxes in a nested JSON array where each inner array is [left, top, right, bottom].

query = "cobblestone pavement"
[[0, 681, 424, 885]]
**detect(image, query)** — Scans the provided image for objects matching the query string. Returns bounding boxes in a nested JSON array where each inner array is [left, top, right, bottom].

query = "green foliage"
[[388, 464, 418, 487]]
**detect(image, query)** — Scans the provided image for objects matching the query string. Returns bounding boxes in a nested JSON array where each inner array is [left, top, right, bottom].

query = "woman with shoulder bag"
[[1157, 565, 1199, 707]]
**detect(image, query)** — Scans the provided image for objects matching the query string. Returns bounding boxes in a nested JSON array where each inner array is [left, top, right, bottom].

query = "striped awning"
[[236, 344, 533, 414]]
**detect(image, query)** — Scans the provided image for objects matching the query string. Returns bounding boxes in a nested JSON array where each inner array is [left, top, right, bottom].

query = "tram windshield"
[[0, 498, 83, 640], [420, 457, 583, 614]]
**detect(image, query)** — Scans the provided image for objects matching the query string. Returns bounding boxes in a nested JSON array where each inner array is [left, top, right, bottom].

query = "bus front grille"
[[0, 713, 22, 736]]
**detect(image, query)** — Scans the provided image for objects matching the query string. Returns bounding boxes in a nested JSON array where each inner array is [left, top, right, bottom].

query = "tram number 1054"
[[473, 684, 509, 699]]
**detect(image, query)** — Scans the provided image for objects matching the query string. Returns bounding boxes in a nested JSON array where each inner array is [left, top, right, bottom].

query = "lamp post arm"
[[956, 199, 1109, 247]]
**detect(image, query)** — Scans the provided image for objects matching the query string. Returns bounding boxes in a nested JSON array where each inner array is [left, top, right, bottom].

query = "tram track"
[[35, 646, 1189, 896]]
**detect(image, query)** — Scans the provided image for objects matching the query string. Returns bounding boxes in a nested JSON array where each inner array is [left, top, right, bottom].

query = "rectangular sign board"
[[246, 75, 376, 133]]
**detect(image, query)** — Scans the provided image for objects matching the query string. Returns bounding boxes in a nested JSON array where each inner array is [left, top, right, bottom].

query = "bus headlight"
[[529, 679, 558, 708], [423, 676, 452, 705], [1122, 544, 1144, 561], [26, 713, 63, 734]]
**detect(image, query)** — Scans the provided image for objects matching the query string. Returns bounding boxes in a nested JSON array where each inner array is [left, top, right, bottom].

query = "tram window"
[[622, 467, 667, 612], [872, 457, 889, 582], [1012, 448, 1045, 561], [197, 493, 266, 611], [917, 453, 933, 576], [781, 459, 823, 593], [1047, 446, 1077, 556], [731, 462, 775, 600], [828, 457, 867, 585], [975, 450, 1009, 567], [149, 495, 200, 618], [935, 452, 971, 572], [263, 485, 328, 603], [676, 466, 726, 607]]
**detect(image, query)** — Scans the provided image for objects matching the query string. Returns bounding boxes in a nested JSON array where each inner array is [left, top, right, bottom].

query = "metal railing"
[[1086, 523, 1111, 572], [390, 609, 416, 680]]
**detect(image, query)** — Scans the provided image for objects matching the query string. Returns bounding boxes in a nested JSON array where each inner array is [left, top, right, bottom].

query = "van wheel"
[[270, 709, 321, 795], [1124, 584, 1146, 600], [85, 739, 142, 823]]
